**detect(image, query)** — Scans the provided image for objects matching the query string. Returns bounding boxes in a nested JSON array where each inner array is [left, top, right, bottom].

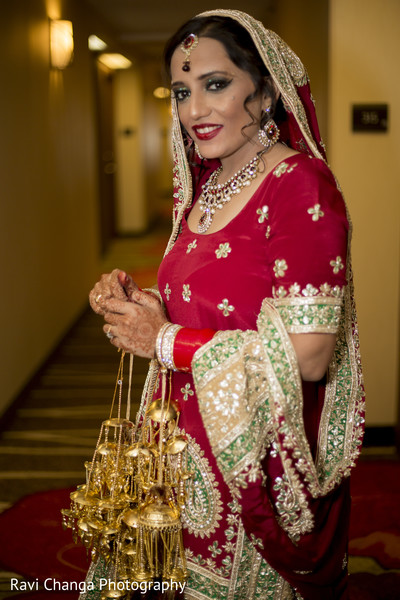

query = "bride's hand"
[[102, 290, 168, 358], [89, 269, 139, 316]]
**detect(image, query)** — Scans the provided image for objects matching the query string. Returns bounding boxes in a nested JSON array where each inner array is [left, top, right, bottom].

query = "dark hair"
[[164, 16, 285, 128]]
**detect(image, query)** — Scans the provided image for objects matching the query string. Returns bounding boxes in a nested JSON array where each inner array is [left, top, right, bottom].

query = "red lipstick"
[[192, 124, 222, 141]]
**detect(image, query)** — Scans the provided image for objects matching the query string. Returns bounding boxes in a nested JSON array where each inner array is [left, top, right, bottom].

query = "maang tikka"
[[180, 33, 199, 71]]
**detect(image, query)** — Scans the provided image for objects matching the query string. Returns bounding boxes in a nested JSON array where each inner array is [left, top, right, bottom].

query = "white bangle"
[[155, 322, 183, 370]]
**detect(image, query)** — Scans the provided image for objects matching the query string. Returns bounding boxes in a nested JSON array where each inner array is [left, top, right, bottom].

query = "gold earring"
[[258, 107, 280, 149]]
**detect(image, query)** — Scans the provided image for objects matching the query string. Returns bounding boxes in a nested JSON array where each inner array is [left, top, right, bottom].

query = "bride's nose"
[[188, 92, 211, 120]]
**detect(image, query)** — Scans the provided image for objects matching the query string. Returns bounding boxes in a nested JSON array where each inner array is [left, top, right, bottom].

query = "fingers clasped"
[[102, 298, 167, 358], [89, 269, 134, 315], [89, 271, 166, 358]]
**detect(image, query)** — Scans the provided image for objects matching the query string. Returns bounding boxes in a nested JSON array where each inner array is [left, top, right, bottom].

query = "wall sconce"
[[153, 87, 171, 99], [50, 20, 74, 69], [98, 54, 132, 70]]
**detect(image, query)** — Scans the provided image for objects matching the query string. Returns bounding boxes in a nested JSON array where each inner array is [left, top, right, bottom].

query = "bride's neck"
[[219, 143, 280, 182]]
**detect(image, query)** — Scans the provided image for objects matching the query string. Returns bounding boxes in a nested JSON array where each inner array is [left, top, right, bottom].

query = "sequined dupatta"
[[191, 297, 364, 541]]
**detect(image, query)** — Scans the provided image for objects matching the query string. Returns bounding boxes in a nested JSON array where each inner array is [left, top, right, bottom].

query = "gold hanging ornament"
[[61, 352, 189, 596]]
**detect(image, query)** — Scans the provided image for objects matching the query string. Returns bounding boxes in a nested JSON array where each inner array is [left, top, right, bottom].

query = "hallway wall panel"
[[329, 0, 400, 425], [0, 0, 101, 415]]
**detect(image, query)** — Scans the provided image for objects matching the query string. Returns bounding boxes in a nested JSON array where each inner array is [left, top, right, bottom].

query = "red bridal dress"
[[157, 154, 359, 600]]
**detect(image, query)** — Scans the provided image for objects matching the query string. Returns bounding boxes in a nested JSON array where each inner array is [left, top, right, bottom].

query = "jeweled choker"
[[197, 151, 266, 234]]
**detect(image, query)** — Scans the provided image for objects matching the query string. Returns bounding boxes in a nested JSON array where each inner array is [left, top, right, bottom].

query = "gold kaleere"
[[61, 352, 189, 597]]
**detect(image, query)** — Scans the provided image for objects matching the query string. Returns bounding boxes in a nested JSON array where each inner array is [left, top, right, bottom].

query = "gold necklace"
[[198, 151, 265, 234]]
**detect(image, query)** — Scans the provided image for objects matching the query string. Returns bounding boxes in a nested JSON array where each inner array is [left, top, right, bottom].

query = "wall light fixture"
[[50, 20, 74, 69], [98, 54, 132, 70]]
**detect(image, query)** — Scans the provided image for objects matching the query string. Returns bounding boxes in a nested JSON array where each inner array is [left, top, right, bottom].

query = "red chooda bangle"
[[173, 328, 216, 372]]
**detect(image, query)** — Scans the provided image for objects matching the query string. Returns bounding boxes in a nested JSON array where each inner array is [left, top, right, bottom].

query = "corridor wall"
[[0, 0, 102, 415], [328, 0, 400, 426]]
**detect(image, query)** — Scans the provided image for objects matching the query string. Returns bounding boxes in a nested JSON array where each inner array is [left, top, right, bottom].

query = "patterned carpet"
[[0, 231, 399, 599], [0, 232, 169, 598]]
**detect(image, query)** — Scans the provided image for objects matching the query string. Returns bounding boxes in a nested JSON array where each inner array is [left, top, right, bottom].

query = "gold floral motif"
[[182, 283, 191, 302], [302, 283, 319, 296], [217, 298, 235, 316], [273, 259, 288, 278], [273, 162, 298, 178], [187, 239, 198, 254], [307, 203, 324, 221], [181, 382, 194, 401], [256, 205, 269, 223], [272, 282, 344, 299], [249, 533, 264, 550], [222, 541, 236, 554], [216, 242, 232, 259], [164, 283, 171, 301], [208, 541, 222, 558], [288, 283, 301, 297], [330, 256, 344, 274]]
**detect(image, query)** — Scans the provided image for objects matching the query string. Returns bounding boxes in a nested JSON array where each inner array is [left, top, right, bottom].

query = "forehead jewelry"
[[180, 33, 199, 72]]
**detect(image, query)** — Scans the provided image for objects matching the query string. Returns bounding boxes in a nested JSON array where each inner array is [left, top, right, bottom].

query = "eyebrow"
[[171, 70, 232, 87]]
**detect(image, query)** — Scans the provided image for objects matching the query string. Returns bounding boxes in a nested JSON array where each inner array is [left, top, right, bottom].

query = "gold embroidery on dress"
[[183, 283, 191, 302], [273, 162, 298, 178], [272, 282, 344, 299], [330, 256, 344, 274], [273, 259, 288, 278], [164, 283, 171, 300], [182, 432, 223, 538], [216, 243, 232, 259], [187, 239, 198, 253], [249, 533, 264, 550], [307, 203, 324, 221], [217, 298, 235, 316], [256, 206, 269, 222], [271, 284, 345, 333], [185, 519, 291, 599], [181, 382, 194, 401]]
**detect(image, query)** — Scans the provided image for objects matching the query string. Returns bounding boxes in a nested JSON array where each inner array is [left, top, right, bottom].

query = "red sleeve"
[[267, 157, 349, 299]]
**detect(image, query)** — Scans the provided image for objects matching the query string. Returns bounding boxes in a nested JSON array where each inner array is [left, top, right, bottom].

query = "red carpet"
[[0, 488, 87, 584], [349, 460, 400, 569], [0, 460, 399, 598]]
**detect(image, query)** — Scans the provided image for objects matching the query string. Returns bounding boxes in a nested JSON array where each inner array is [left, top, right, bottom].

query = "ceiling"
[[83, 0, 276, 61]]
